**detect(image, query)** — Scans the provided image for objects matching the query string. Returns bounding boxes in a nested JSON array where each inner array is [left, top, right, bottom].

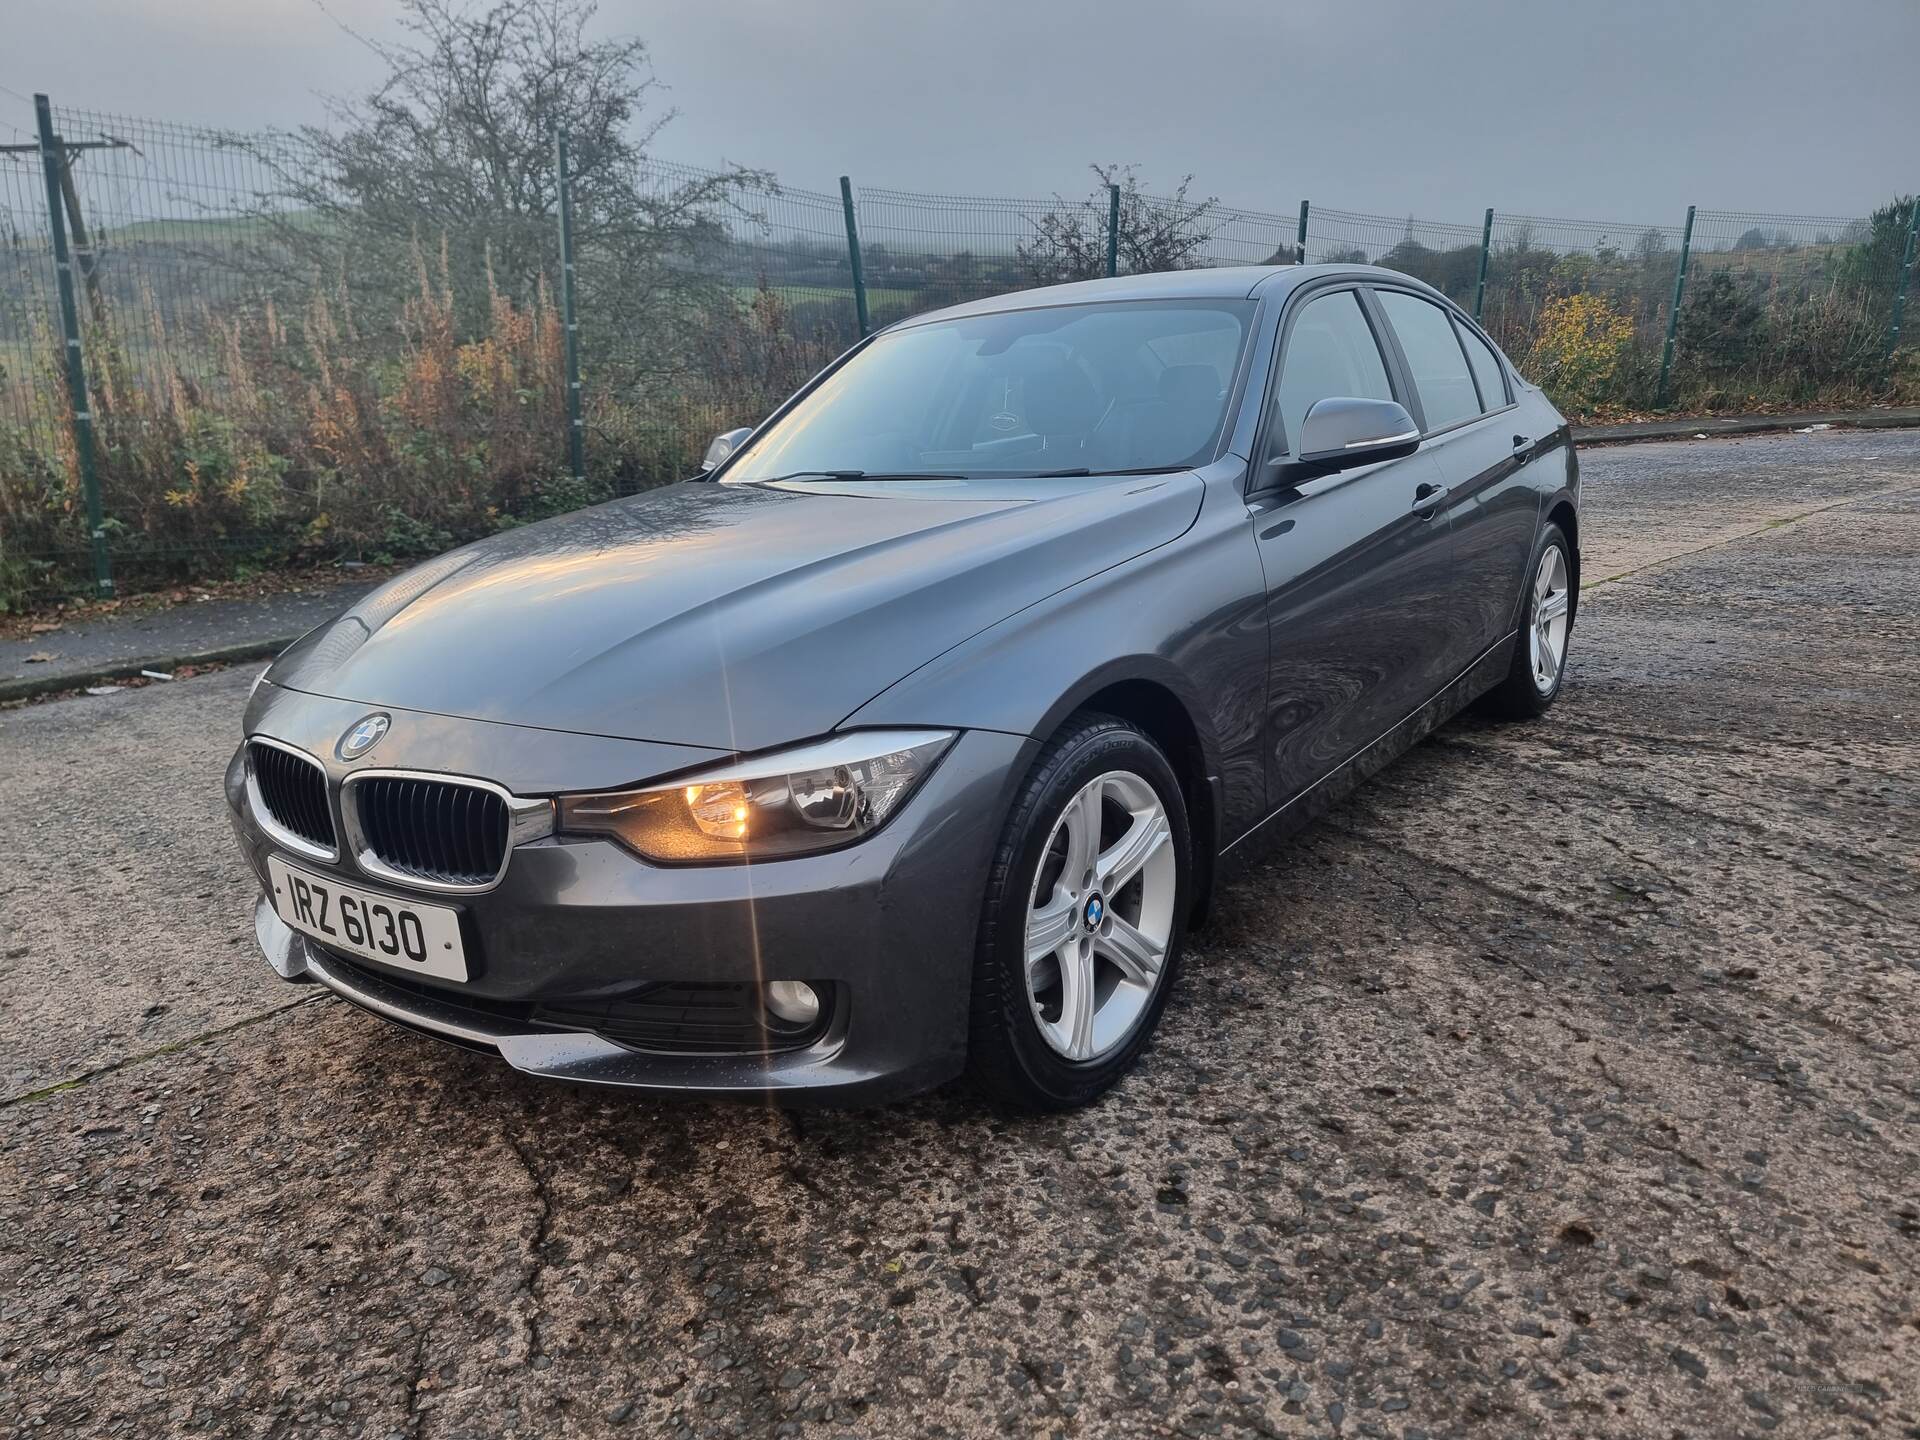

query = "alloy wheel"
[[1023, 770, 1177, 1062], [1529, 545, 1571, 693]]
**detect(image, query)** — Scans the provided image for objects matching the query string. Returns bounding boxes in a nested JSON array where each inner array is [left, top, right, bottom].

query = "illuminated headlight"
[[556, 729, 955, 863]]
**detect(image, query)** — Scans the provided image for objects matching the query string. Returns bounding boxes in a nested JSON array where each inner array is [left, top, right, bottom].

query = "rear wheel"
[[1480, 523, 1573, 719], [967, 715, 1191, 1111]]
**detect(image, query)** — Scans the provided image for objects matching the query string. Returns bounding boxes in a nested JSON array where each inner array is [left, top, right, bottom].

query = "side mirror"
[[1269, 397, 1419, 484], [701, 426, 753, 473]]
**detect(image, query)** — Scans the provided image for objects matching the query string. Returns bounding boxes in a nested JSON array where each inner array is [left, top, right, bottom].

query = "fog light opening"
[[763, 980, 821, 1029]]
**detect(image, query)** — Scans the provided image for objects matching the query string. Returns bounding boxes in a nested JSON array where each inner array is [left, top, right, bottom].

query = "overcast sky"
[[4, 0, 1914, 224]]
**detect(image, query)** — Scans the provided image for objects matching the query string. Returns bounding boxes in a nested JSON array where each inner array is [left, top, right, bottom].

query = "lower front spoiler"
[[254, 898, 951, 1104]]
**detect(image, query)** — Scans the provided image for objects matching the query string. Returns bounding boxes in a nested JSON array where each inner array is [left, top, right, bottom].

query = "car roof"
[[887, 264, 1443, 329]]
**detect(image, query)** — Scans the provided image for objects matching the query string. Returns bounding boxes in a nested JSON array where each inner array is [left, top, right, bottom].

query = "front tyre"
[[1479, 522, 1574, 720], [967, 714, 1191, 1111]]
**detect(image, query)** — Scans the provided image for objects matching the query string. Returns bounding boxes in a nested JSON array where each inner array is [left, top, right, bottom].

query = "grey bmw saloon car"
[[228, 264, 1578, 1110]]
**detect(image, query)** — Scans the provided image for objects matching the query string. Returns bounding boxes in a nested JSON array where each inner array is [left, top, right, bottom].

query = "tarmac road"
[[2, 428, 1916, 1438]]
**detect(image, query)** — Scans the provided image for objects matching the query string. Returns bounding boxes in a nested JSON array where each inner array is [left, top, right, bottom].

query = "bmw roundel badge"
[[338, 712, 391, 760]]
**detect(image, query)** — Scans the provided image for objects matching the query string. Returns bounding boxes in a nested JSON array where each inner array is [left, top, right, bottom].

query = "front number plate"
[[266, 855, 469, 983]]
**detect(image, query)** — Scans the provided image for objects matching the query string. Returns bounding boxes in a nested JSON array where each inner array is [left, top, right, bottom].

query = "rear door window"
[[1377, 291, 1481, 432], [1456, 320, 1510, 411]]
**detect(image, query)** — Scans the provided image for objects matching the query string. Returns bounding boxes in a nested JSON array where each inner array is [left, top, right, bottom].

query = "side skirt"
[[1218, 631, 1517, 874]]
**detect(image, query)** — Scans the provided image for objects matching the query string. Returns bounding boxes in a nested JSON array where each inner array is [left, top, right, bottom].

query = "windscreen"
[[724, 299, 1255, 481]]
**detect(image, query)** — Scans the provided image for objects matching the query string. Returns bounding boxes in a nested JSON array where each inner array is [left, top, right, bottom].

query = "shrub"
[[1524, 293, 1638, 415], [1762, 288, 1884, 398], [1670, 269, 1890, 407], [0, 247, 603, 610], [1677, 270, 1766, 374]]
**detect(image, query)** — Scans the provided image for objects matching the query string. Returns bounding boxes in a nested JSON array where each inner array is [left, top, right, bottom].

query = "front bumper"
[[228, 704, 1031, 1104]]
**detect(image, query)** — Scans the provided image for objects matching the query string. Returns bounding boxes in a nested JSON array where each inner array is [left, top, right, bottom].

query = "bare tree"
[[240, 0, 766, 361], [1016, 165, 1224, 284]]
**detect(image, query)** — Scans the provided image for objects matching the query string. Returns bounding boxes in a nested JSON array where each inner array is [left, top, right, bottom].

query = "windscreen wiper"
[[759, 470, 969, 483], [1021, 465, 1189, 478]]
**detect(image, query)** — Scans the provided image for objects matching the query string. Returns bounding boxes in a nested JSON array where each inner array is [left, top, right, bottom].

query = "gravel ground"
[[2, 429, 1916, 1439]]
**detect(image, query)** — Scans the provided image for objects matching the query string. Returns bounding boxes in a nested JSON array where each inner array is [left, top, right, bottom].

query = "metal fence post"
[[1884, 197, 1920, 377], [1656, 204, 1696, 408], [1106, 183, 1120, 278], [1295, 200, 1309, 263], [553, 127, 586, 485], [840, 176, 871, 337], [34, 94, 112, 597], [1473, 208, 1493, 321]]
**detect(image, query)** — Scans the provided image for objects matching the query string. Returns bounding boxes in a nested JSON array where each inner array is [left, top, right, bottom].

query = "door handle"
[[1410, 482, 1450, 514], [1512, 434, 1533, 454]]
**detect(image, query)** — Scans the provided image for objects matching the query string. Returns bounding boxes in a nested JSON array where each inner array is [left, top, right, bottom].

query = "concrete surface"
[[0, 428, 1915, 1438], [0, 574, 381, 701]]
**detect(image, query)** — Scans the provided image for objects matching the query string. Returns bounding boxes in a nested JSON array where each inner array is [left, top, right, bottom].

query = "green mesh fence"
[[1, 106, 845, 604], [853, 187, 1101, 319], [4, 105, 361, 604], [2, 106, 73, 607], [3, 91, 1915, 613], [1, 112, 62, 463]]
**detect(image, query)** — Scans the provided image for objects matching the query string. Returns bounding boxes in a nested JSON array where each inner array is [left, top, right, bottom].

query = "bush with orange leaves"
[[0, 237, 583, 610], [1523, 293, 1641, 417]]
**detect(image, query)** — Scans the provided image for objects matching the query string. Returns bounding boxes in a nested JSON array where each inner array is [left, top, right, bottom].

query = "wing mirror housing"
[[1267, 397, 1420, 486], [700, 426, 754, 473]]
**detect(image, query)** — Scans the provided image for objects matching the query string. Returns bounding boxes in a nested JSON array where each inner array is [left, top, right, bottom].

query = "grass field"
[[96, 212, 331, 248], [729, 283, 918, 308]]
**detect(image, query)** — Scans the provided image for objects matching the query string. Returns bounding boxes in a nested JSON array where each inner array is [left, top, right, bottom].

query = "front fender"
[[840, 487, 1271, 841]]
